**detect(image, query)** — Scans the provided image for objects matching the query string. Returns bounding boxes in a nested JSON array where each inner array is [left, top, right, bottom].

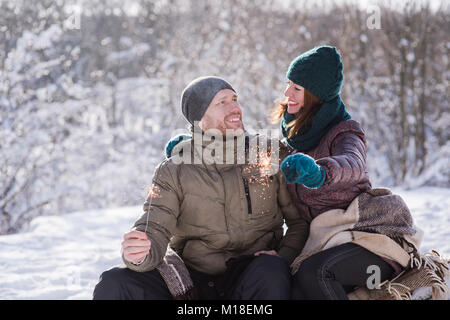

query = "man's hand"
[[121, 230, 151, 265], [254, 250, 278, 257]]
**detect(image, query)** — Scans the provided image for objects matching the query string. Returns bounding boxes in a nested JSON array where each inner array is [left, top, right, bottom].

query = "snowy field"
[[0, 187, 448, 300]]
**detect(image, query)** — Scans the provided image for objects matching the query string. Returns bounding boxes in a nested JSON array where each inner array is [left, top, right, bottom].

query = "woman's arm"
[[316, 129, 367, 187]]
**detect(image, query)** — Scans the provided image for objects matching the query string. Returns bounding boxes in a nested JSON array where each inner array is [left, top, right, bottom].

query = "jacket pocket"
[[242, 178, 252, 214], [246, 175, 279, 222]]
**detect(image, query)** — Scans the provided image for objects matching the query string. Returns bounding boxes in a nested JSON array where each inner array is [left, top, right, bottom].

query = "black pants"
[[93, 254, 290, 300], [291, 243, 396, 300]]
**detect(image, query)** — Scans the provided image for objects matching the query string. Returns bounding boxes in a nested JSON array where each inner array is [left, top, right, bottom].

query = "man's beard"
[[223, 122, 245, 137], [202, 117, 244, 137]]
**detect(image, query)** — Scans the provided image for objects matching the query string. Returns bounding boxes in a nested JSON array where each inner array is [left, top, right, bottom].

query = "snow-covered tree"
[[1, 0, 448, 234]]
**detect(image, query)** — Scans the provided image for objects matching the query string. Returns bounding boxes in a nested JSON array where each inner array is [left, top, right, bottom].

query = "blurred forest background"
[[0, 0, 448, 234]]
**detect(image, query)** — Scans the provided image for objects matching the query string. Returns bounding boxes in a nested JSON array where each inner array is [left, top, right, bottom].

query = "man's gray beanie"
[[181, 76, 235, 125]]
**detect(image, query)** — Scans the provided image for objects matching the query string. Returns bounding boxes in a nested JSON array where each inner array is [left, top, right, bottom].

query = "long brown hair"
[[271, 88, 324, 138]]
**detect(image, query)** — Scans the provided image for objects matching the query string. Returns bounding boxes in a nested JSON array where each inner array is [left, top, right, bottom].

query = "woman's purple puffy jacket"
[[285, 120, 372, 223]]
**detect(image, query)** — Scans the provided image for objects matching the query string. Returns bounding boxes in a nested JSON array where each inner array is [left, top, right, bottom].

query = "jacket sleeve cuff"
[[277, 246, 299, 265], [122, 252, 155, 272]]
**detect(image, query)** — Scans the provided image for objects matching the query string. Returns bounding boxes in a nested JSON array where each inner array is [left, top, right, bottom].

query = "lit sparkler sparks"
[[148, 184, 162, 199], [258, 153, 273, 176]]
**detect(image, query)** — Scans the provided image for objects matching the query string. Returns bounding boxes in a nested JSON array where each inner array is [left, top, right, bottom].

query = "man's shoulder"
[[153, 158, 181, 184], [246, 133, 289, 162], [245, 133, 283, 150], [155, 147, 196, 179]]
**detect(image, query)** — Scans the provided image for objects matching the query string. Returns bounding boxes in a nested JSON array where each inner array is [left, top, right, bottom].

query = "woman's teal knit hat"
[[286, 45, 343, 102]]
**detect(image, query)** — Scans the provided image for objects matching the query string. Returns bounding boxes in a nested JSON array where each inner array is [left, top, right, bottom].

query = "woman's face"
[[284, 80, 304, 114]]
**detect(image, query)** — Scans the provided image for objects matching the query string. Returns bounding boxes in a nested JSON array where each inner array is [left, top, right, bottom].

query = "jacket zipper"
[[243, 178, 252, 214]]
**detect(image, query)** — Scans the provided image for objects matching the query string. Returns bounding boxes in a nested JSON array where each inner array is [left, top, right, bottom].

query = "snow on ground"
[[0, 206, 139, 300], [0, 187, 449, 300], [391, 187, 450, 256]]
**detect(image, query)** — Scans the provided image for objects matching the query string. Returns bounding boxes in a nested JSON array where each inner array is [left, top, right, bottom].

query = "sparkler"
[[242, 148, 278, 215], [144, 160, 166, 234]]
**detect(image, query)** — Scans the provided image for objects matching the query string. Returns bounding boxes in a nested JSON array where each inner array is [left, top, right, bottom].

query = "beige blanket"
[[291, 188, 423, 274]]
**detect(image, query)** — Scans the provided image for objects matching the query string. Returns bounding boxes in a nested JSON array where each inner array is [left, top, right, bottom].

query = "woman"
[[274, 45, 401, 300]]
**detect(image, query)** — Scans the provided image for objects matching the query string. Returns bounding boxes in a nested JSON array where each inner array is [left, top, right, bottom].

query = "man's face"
[[198, 89, 244, 136]]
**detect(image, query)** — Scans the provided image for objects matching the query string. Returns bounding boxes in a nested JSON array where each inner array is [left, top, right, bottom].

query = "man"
[[93, 76, 309, 300]]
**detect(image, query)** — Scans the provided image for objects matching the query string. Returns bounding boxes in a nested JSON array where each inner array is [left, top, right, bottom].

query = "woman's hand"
[[254, 250, 278, 257], [281, 153, 326, 188], [164, 133, 191, 158]]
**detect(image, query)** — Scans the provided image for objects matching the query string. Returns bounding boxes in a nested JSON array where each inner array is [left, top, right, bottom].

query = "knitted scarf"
[[281, 95, 351, 152], [156, 247, 197, 300]]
